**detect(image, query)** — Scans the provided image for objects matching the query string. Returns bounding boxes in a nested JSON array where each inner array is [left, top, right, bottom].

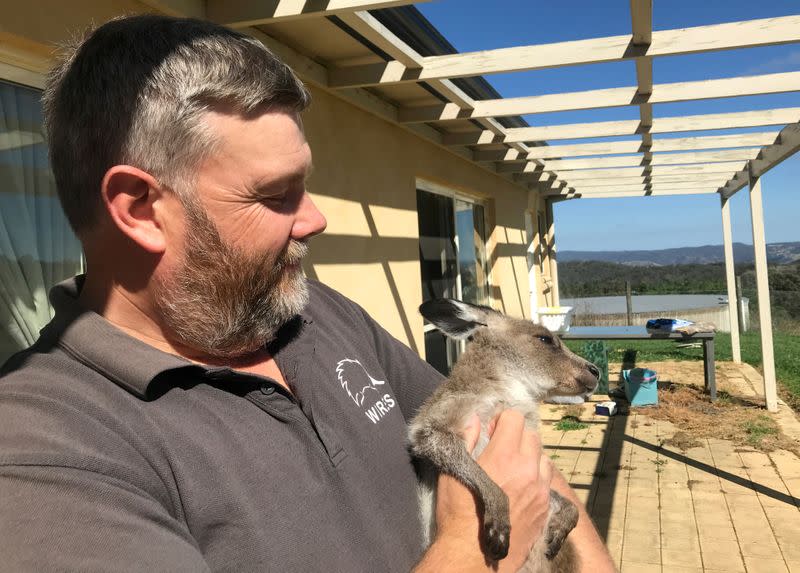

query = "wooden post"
[[720, 195, 742, 363], [748, 167, 778, 412], [524, 208, 539, 320], [625, 281, 633, 326], [545, 198, 560, 306], [736, 275, 746, 333]]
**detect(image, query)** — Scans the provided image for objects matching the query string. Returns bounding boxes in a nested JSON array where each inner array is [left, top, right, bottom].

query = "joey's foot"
[[544, 502, 579, 560], [483, 519, 510, 561]]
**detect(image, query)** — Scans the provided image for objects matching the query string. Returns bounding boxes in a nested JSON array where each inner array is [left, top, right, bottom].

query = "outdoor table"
[[559, 326, 716, 401]]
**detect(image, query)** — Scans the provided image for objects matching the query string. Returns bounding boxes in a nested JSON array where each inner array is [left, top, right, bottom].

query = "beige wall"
[[302, 85, 533, 353], [1, 0, 537, 355]]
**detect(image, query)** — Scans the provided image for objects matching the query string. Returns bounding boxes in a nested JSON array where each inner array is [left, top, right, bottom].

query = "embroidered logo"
[[335, 358, 396, 424]]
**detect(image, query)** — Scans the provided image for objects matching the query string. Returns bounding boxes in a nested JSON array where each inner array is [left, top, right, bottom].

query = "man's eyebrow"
[[252, 165, 312, 193]]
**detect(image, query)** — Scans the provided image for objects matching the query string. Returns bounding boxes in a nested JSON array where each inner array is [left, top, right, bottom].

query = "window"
[[0, 79, 83, 363], [416, 182, 490, 374]]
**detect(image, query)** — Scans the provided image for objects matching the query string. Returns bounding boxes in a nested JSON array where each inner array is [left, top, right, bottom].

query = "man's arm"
[[0, 464, 210, 572], [415, 411, 553, 573]]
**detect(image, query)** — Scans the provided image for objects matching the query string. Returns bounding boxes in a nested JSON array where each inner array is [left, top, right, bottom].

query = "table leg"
[[703, 338, 716, 401]]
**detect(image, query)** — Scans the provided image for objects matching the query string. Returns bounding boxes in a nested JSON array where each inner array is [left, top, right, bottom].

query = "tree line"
[[559, 260, 800, 320]]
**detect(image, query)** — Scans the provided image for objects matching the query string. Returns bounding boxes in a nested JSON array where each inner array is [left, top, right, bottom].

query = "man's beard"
[[154, 199, 309, 359]]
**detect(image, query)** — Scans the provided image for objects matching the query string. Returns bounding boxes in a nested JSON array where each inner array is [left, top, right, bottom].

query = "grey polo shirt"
[[0, 277, 443, 572]]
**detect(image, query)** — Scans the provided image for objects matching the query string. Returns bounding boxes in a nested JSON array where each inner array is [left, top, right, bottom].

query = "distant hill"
[[559, 242, 800, 266]]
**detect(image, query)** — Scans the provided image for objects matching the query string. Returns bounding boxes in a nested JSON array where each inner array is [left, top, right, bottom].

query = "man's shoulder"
[[305, 279, 370, 324]]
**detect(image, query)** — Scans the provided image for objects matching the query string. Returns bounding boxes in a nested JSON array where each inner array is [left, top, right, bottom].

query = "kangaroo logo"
[[336, 358, 386, 406]]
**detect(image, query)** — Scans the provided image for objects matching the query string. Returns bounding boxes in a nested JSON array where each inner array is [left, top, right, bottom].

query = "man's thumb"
[[461, 414, 481, 453]]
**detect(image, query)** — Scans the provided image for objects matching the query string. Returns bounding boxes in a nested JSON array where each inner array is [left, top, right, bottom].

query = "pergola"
[[168, 0, 799, 412]]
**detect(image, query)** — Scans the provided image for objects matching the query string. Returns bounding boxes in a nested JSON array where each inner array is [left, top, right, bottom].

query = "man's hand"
[[416, 410, 552, 572]]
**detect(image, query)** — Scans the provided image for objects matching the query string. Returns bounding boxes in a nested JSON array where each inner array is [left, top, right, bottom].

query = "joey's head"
[[420, 299, 599, 401]]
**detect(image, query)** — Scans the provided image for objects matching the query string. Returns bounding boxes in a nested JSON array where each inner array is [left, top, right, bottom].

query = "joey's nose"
[[587, 363, 600, 380]]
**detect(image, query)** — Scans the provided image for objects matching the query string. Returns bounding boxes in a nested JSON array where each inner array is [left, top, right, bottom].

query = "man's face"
[[154, 110, 327, 358]]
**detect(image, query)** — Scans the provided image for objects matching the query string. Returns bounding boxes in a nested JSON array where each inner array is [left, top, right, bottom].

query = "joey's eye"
[[537, 335, 554, 345]]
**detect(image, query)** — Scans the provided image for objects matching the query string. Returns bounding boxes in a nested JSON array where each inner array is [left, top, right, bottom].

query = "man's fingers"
[[489, 409, 525, 450], [519, 428, 542, 458], [539, 452, 553, 486]]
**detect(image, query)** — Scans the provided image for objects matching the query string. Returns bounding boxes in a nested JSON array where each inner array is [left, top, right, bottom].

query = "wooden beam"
[[650, 132, 780, 153], [559, 174, 727, 187], [545, 199, 560, 306], [720, 195, 742, 363], [330, 14, 800, 87], [720, 123, 800, 198], [503, 148, 759, 173], [572, 180, 728, 193], [554, 188, 719, 199], [335, 10, 530, 161], [496, 107, 800, 143], [519, 132, 780, 159], [208, 0, 428, 28], [400, 72, 800, 122], [541, 162, 747, 181], [748, 169, 779, 412]]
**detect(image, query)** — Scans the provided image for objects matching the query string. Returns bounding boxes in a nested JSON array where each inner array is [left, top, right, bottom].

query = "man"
[[0, 15, 614, 572]]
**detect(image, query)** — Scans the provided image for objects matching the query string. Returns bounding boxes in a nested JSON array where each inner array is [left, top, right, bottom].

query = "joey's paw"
[[544, 503, 579, 560], [483, 519, 510, 561]]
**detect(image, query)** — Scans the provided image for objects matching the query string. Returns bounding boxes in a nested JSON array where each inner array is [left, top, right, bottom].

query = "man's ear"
[[101, 165, 169, 254]]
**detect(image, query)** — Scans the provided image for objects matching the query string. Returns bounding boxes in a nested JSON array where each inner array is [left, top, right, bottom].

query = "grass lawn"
[[565, 330, 800, 406]]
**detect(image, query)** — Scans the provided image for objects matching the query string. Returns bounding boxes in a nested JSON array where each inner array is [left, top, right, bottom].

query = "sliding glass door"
[[417, 186, 489, 374]]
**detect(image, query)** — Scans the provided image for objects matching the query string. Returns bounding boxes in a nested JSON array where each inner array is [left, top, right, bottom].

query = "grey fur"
[[409, 299, 600, 572]]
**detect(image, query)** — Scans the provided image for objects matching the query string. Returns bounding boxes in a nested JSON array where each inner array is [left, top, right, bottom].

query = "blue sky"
[[417, 1, 800, 251]]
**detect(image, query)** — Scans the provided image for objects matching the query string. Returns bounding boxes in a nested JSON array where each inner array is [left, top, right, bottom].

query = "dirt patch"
[[663, 431, 703, 451], [643, 383, 800, 454]]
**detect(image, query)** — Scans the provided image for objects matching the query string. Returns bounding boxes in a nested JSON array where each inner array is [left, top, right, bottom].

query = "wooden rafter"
[[516, 132, 781, 160], [330, 14, 800, 88], [523, 162, 748, 182], [555, 174, 728, 187], [720, 123, 800, 198], [555, 188, 720, 199], [398, 72, 800, 123], [207, 0, 429, 28], [501, 148, 760, 173], [443, 107, 800, 145], [335, 11, 530, 163]]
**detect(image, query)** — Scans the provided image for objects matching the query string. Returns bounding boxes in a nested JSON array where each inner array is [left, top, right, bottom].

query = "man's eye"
[[260, 194, 287, 205]]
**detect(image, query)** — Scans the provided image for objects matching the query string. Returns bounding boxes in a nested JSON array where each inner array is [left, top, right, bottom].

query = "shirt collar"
[[42, 275, 313, 399], [41, 276, 193, 399]]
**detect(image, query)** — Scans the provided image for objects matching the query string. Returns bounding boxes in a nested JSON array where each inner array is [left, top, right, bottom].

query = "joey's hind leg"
[[411, 427, 511, 560], [544, 490, 579, 560]]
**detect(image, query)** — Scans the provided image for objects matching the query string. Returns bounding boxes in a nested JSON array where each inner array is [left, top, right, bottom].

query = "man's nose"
[[292, 192, 327, 240]]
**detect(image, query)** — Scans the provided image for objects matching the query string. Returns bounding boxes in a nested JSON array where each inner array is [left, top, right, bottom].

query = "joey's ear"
[[419, 299, 497, 339], [101, 165, 170, 254]]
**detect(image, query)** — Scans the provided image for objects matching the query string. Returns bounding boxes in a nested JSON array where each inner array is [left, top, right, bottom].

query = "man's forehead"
[[201, 109, 312, 174]]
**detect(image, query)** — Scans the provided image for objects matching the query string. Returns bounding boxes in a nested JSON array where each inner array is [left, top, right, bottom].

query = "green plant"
[[555, 416, 588, 432], [743, 415, 779, 447]]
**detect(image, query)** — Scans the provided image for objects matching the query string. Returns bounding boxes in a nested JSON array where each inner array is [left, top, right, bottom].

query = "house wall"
[[302, 85, 532, 353], [0, 0, 537, 356]]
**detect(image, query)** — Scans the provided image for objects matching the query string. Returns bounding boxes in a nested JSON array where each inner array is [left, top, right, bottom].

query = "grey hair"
[[43, 14, 311, 235]]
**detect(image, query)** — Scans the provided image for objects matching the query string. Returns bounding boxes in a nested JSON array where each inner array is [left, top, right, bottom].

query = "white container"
[[536, 306, 574, 332]]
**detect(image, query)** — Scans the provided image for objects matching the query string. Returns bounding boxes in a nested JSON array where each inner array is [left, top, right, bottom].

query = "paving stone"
[[661, 531, 701, 553], [699, 538, 746, 572], [661, 548, 703, 568], [743, 556, 789, 573], [620, 561, 661, 572], [622, 528, 661, 564]]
